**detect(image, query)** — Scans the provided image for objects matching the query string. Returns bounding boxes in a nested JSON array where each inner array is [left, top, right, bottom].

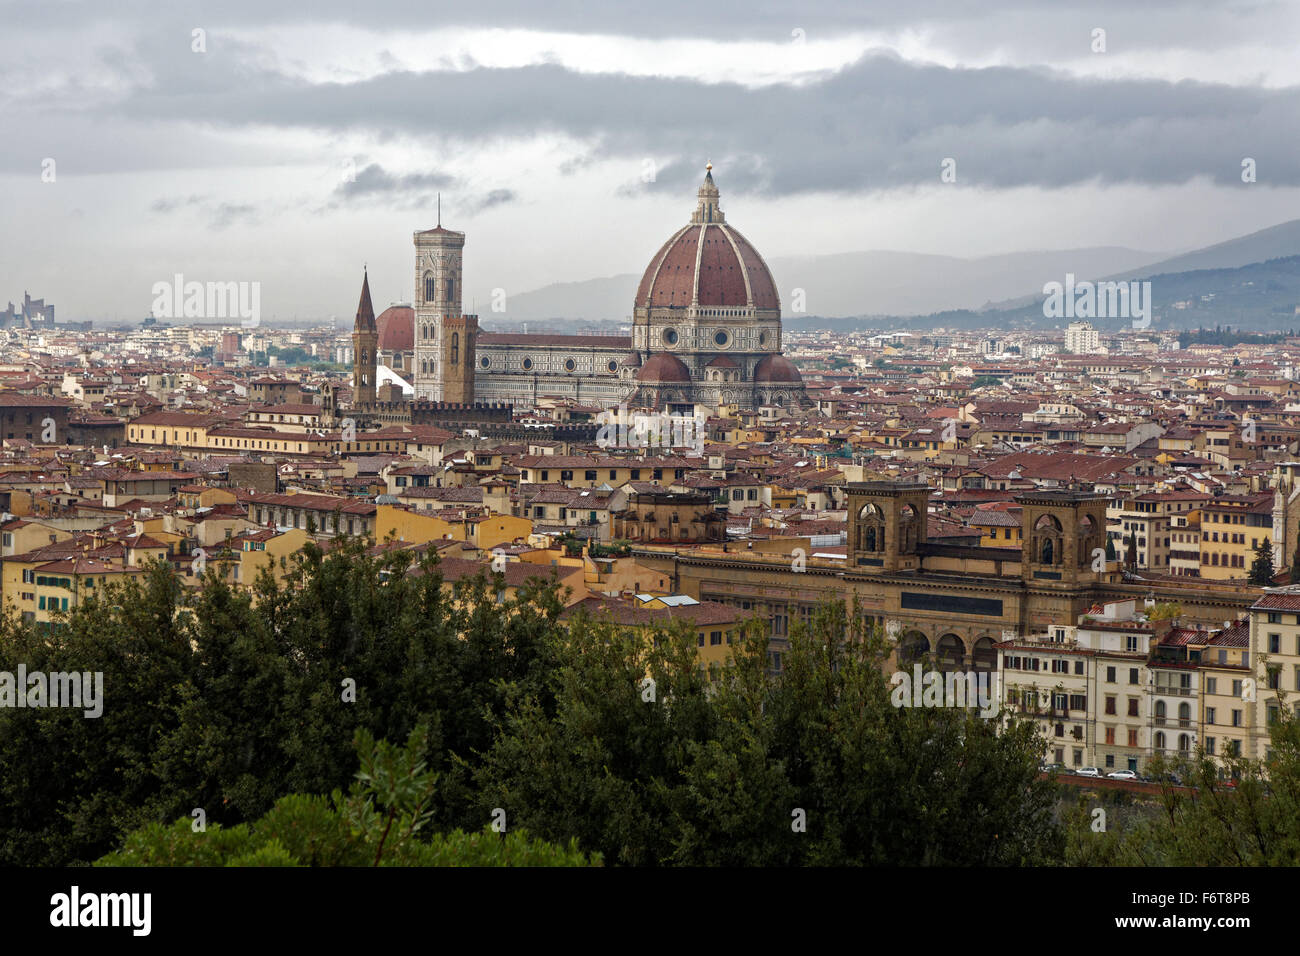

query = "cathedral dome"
[[753, 353, 803, 384], [634, 167, 779, 313], [376, 305, 414, 352], [636, 352, 692, 383]]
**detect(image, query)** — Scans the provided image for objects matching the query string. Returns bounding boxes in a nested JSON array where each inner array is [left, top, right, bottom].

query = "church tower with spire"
[[352, 270, 378, 407]]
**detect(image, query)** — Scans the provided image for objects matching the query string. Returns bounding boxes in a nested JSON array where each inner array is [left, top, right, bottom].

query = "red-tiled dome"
[[636, 352, 692, 383], [753, 353, 803, 384], [376, 305, 413, 352], [634, 168, 779, 312]]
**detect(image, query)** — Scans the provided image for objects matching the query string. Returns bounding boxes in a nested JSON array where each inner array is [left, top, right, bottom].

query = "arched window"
[[450, 332, 459, 365], [446, 278, 454, 302], [424, 274, 435, 302], [858, 503, 885, 553]]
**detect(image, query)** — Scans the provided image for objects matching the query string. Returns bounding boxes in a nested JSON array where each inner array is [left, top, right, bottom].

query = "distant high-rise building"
[[1065, 321, 1101, 354]]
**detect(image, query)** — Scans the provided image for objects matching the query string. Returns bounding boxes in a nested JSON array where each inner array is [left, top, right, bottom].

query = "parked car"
[[1107, 770, 1138, 780], [1039, 762, 1065, 774], [1076, 767, 1102, 777]]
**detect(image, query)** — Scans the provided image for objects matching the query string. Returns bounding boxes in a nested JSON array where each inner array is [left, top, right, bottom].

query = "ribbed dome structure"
[[634, 168, 779, 313]]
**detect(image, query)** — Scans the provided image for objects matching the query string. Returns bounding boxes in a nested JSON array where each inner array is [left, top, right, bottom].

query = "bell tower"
[[413, 208, 466, 401], [351, 270, 378, 408]]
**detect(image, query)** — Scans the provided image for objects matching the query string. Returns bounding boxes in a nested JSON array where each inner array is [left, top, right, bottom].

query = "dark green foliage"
[[98, 724, 595, 867], [471, 602, 1062, 865], [1250, 538, 1275, 586], [1064, 714, 1300, 866], [0, 545, 1060, 866]]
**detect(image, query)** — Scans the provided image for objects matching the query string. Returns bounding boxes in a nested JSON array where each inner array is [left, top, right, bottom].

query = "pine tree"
[[1250, 538, 1275, 586]]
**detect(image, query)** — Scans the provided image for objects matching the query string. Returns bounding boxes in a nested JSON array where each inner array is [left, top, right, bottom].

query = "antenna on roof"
[[437, 193, 441, 228]]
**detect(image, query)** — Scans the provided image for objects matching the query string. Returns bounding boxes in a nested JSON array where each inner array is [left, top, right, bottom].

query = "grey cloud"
[[466, 188, 517, 213], [151, 194, 259, 229], [2, 0, 1258, 43], [209, 202, 258, 229], [112, 53, 1300, 193], [336, 163, 456, 199], [151, 194, 210, 213]]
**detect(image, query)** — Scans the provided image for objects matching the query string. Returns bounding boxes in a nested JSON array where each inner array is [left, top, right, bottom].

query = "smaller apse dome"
[[753, 353, 803, 384], [636, 352, 692, 383]]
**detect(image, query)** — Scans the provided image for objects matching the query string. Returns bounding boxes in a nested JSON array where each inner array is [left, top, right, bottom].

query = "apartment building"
[[997, 600, 1167, 773], [1107, 489, 1211, 572], [1198, 494, 1273, 579], [1249, 591, 1300, 761]]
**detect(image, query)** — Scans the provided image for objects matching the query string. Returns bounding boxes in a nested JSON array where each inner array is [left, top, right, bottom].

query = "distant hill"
[[491, 246, 1169, 322], [1118, 218, 1300, 277], [983, 217, 1300, 313], [486, 216, 1300, 328], [789, 255, 1300, 333]]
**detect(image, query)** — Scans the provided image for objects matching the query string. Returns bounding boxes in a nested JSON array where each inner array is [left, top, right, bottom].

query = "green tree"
[[1146, 602, 1183, 622], [1066, 714, 1300, 866], [472, 602, 1061, 865], [1250, 538, 1276, 585], [98, 724, 596, 867]]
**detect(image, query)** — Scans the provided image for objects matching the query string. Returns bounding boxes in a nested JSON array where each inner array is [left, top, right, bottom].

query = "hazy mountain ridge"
[[492, 217, 1300, 325], [493, 247, 1170, 322]]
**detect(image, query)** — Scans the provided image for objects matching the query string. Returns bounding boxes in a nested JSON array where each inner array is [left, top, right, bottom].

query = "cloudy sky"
[[4, 0, 1300, 324]]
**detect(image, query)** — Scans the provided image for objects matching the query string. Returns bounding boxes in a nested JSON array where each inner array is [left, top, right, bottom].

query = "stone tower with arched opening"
[[846, 480, 932, 572], [1016, 490, 1109, 587]]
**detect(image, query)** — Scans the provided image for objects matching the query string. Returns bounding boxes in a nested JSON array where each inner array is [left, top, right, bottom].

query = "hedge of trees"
[[2, 536, 1298, 865]]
